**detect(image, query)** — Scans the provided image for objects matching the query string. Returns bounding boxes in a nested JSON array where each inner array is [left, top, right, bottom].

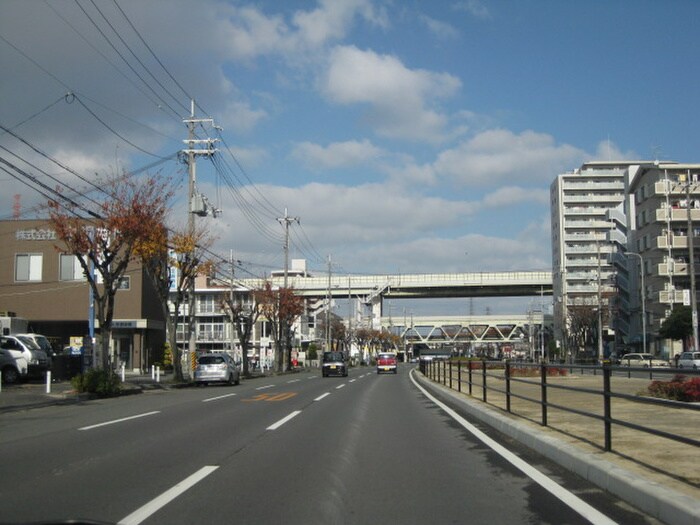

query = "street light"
[[625, 252, 646, 354]]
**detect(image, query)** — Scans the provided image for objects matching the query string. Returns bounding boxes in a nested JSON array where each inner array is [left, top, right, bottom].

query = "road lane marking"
[[314, 393, 331, 401], [409, 370, 618, 525], [243, 392, 297, 402], [287, 379, 300, 384], [78, 411, 160, 431], [349, 379, 357, 383], [256, 384, 275, 390], [267, 410, 302, 430], [335, 384, 346, 390], [118, 466, 218, 525], [203, 393, 237, 403]]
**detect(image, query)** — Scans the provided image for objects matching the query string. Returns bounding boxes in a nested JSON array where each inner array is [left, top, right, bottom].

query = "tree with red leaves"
[[48, 173, 172, 371]]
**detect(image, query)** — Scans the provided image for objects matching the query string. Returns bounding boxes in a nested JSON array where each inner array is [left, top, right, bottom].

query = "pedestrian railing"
[[420, 358, 700, 453]]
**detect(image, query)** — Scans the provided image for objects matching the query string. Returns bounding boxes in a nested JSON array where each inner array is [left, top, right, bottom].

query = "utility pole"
[[685, 171, 699, 351], [326, 254, 332, 352], [597, 241, 604, 362], [277, 208, 299, 370], [182, 100, 217, 377]]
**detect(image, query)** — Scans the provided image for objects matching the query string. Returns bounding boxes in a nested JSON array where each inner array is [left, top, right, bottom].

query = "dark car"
[[321, 351, 348, 377]]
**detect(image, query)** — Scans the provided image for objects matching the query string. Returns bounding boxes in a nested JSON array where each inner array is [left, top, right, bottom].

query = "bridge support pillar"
[[371, 296, 382, 330]]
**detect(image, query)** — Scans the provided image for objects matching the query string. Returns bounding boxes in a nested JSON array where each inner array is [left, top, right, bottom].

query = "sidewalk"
[[0, 369, 273, 412]]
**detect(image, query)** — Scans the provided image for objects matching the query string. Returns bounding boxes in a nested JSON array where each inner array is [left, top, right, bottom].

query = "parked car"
[[619, 353, 669, 368], [677, 351, 700, 369], [0, 335, 49, 376], [321, 351, 348, 377], [376, 352, 398, 374], [194, 353, 240, 386], [0, 347, 28, 384]]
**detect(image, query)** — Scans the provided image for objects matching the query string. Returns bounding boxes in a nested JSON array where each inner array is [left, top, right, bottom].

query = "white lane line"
[[256, 384, 275, 390], [118, 466, 218, 525], [78, 411, 160, 431], [267, 410, 302, 430], [349, 379, 357, 383], [202, 393, 237, 403], [409, 370, 618, 525], [335, 384, 346, 390], [287, 379, 300, 384], [314, 393, 331, 401]]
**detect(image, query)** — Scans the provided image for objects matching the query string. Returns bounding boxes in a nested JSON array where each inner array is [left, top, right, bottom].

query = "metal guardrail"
[[420, 359, 700, 452]]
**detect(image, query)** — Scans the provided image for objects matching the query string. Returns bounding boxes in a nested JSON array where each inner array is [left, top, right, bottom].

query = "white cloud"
[[593, 140, 640, 162], [433, 129, 586, 186], [220, 100, 268, 134], [291, 139, 385, 171], [453, 0, 492, 20], [419, 15, 460, 40], [292, 0, 388, 47], [481, 186, 549, 208], [321, 45, 462, 141]]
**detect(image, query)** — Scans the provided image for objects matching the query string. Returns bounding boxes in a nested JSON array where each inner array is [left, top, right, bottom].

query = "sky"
[[1, 0, 699, 316]]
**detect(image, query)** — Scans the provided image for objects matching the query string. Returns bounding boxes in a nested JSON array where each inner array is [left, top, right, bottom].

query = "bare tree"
[[221, 289, 262, 378]]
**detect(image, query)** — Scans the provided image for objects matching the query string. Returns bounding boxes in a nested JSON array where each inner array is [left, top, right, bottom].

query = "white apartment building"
[[622, 162, 700, 358], [550, 162, 637, 358]]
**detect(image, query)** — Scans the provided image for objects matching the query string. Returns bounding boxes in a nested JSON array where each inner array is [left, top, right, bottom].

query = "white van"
[[0, 335, 49, 377], [0, 346, 28, 383]]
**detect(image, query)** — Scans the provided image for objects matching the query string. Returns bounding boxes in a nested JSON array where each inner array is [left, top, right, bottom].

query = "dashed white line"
[[314, 393, 331, 401], [118, 466, 218, 525], [256, 384, 275, 390], [287, 379, 300, 384], [335, 384, 346, 390], [202, 393, 237, 403], [349, 379, 357, 383], [267, 410, 302, 430], [79, 411, 160, 431]]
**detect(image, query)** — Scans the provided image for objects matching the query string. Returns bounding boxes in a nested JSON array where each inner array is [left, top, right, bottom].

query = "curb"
[[415, 372, 700, 525]]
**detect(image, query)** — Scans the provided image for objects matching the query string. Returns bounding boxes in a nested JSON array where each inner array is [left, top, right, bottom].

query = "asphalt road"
[[0, 365, 662, 525]]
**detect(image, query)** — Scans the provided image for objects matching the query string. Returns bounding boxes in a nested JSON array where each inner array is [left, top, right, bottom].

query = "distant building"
[[550, 161, 634, 358], [552, 161, 700, 361]]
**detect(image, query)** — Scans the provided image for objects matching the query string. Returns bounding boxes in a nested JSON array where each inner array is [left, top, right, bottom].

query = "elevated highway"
[[238, 271, 553, 336], [239, 270, 553, 299]]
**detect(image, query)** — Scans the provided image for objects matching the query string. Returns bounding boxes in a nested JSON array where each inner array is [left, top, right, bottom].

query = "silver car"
[[194, 353, 240, 386], [677, 351, 700, 369]]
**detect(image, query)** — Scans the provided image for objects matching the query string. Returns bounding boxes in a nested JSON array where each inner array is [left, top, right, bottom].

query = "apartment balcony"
[[655, 233, 700, 250], [562, 180, 624, 191], [197, 331, 227, 342], [655, 208, 700, 222], [565, 219, 617, 228], [653, 180, 700, 196], [563, 233, 607, 242], [563, 194, 624, 204], [658, 262, 688, 276], [563, 206, 608, 216], [659, 289, 687, 304]]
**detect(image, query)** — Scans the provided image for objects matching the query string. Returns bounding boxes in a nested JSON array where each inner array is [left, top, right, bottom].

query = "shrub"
[[647, 375, 700, 402], [71, 369, 122, 397]]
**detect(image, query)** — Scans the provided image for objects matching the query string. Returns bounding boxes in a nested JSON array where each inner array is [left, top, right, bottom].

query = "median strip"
[[78, 411, 160, 431]]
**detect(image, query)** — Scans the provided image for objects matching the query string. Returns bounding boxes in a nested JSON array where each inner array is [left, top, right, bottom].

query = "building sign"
[[16, 229, 56, 241]]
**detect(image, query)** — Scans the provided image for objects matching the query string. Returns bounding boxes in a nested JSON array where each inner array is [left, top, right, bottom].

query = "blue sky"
[[1, 0, 699, 314]]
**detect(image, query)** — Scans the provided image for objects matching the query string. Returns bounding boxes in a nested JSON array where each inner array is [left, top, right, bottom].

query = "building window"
[[59, 254, 85, 281], [199, 294, 217, 314], [15, 253, 42, 282]]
